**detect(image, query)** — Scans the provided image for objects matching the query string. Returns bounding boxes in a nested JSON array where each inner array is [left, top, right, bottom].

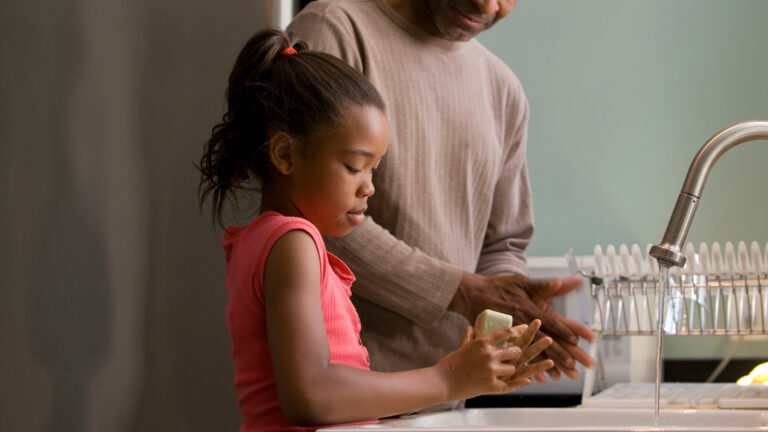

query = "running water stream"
[[654, 263, 672, 427]]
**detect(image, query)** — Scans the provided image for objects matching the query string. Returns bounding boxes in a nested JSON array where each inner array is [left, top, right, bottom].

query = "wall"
[[479, 0, 768, 257], [0, 0, 266, 430]]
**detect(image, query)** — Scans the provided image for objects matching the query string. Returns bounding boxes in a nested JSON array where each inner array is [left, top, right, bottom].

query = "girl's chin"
[[321, 221, 357, 238], [320, 213, 364, 237]]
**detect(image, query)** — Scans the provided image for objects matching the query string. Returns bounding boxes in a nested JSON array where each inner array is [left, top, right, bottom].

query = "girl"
[[198, 28, 554, 431]]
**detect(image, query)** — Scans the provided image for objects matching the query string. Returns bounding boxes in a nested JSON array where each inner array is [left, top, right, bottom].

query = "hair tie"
[[280, 47, 297, 56]]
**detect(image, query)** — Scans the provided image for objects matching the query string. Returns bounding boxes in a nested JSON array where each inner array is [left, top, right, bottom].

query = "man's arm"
[[475, 65, 531, 277], [326, 218, 464, 328]]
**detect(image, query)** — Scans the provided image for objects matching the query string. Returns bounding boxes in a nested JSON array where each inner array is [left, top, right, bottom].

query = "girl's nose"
[[359, 175, 375, 198]]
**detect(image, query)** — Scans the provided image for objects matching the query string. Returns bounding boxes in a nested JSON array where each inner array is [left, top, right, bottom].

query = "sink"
[[319, 407, 768, 431]]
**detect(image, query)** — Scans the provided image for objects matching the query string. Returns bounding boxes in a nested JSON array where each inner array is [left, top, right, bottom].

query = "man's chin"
[[438, 26, 482, 42]]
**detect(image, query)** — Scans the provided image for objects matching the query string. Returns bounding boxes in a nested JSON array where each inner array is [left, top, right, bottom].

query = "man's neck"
[[381, 0, 441, 38]]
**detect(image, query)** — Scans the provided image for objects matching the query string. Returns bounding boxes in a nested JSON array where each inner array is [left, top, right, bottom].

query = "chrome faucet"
[[649, 120, 768, 267]]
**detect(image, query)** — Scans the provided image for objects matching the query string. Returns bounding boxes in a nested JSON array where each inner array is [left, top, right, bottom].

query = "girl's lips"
[[346, 211, 365, 225]]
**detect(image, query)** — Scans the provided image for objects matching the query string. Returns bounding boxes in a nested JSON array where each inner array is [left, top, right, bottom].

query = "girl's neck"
[[259, 184, 304, 219]]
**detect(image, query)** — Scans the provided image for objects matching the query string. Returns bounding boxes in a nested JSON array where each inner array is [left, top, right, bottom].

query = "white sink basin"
[[320, 408, 768, 431]]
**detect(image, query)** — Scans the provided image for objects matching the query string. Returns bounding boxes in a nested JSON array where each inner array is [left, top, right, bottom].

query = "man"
[[287, 0, 594, 382]]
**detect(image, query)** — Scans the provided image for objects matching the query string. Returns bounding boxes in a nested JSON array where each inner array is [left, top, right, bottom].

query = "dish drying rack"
[[584, 241, 768, 336], [577, 241, 768, 404]]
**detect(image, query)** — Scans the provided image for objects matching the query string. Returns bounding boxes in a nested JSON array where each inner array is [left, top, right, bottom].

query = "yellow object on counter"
[[737, 362, 768, 385], [474, 309, 513, 348]]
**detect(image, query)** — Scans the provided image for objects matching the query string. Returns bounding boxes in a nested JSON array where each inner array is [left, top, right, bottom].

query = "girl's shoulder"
[[248, 211, 321, 238], [223, 212, 326, 264]]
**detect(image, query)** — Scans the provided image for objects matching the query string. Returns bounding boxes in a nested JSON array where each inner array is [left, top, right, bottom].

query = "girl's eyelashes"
[[345, 160, 382, 174], [345, 164, 362, 174]]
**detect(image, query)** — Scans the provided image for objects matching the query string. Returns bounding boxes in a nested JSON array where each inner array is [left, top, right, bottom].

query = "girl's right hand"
[[436, 325, 523, 400]]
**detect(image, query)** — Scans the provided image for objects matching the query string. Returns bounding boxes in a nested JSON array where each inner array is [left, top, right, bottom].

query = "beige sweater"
[[287, 0, 533, 372]]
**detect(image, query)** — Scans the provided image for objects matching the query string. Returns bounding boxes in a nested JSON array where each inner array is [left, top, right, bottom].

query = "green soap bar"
[[474, 309, 513, 348]]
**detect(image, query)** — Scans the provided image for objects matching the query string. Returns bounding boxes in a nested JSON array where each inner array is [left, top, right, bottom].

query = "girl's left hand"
[[502, 319, 554, 389]]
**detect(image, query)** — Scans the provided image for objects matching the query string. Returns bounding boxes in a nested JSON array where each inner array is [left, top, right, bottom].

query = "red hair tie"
[[280, 47, 297, 56]]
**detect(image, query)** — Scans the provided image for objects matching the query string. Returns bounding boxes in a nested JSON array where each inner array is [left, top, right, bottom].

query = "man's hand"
[[448, 272, 595, 381]]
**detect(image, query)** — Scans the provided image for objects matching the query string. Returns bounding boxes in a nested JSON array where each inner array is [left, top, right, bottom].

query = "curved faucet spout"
[[649, 120, 768, 267]]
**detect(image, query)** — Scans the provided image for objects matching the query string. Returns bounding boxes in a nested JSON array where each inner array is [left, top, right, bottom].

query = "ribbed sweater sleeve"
[[325, 219, 464, 328], [475, 70, 533, 277]]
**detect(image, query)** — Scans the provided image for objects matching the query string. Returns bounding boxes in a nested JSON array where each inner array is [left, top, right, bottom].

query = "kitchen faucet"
[[649, 121, 768, 268]]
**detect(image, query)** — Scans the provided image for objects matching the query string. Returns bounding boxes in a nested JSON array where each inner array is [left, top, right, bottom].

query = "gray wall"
[[479, 0, 768, 257], [0, 0, 265, 430]]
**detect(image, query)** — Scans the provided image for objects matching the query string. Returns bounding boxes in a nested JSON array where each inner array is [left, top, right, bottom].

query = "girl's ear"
[[268, 131, 296, 175]]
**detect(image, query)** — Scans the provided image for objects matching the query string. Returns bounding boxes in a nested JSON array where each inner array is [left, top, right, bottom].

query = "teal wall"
[[479, 1, 768, 257]]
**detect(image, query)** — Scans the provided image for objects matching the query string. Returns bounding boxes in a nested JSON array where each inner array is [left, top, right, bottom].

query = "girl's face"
[[289, 105, 389, 237]]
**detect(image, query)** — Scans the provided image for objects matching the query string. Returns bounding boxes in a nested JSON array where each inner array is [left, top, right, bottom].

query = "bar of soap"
[[474, 309, 513, 348]]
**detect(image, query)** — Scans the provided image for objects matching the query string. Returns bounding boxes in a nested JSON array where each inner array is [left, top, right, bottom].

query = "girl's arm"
[[264, 230, 552, 426]]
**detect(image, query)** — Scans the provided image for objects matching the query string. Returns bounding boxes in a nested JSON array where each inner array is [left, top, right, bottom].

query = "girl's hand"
[[436, 325, 525, 401], [503, 319, 555, 390]]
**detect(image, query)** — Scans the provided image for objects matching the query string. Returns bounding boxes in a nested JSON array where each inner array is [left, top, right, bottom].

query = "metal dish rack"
[[578, 241, 768, 402], [587, 241, 768, 336]]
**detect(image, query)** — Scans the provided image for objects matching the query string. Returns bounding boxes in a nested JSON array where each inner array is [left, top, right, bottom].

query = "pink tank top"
[[222, 211, 373, 431]]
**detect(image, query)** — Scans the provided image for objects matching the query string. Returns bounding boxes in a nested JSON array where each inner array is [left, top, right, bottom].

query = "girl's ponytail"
[[198, 29, 290, 226]]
